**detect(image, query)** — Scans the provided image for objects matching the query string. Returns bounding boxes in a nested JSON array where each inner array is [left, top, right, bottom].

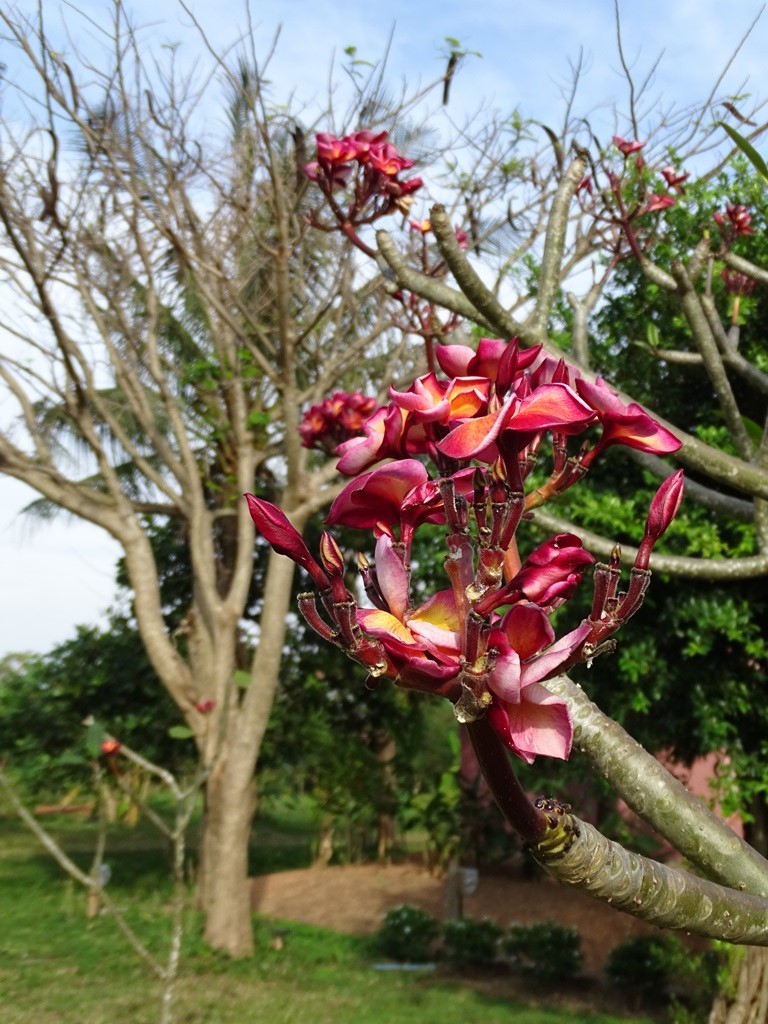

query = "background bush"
[[441, 917, 503, 967], [376, 904, 440, 962], [503, 921, 583, 980]]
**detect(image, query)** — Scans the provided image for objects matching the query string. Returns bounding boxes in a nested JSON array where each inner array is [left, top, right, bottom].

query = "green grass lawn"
[[0, 809, 653, 1024]]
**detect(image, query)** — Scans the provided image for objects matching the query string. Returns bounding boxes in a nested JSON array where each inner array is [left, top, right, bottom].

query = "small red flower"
[[299, 392, 379, 455], [642, 194, 676, 215], [100, 739, 121, 756], [661, 166, 690, 194], [613, 135, 644, 156], [194, 700, 216, 715]]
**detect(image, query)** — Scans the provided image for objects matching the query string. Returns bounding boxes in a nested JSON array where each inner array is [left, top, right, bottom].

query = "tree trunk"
[[198, 756, 258, 956], [196, 547, 300, 956], [709, 948, 768, 1024], [708, 797, 768, 1023], [374, 733, 397, 862]]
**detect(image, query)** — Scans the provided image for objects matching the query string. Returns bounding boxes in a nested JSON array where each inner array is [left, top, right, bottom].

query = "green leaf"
[[84, 721, 107, 758], [168, 724, 195, 740], [741, 415, 764, 446], [233, 670, 251, 689], [715, 121, 768, 185]]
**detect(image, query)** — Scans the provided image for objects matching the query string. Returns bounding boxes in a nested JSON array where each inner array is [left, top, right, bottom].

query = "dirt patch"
[[250, 861, 669, 974]]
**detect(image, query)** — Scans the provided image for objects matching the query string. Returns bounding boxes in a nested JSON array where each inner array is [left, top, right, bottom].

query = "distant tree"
[[0, 5, 431, 954], [0, 617, 189, 797]]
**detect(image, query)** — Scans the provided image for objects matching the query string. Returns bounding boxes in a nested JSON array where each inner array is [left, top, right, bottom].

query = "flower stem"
[[465, 716, 548, 844]]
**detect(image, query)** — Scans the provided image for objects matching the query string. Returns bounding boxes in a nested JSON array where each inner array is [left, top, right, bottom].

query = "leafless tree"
[[0, 4, 435, 955]]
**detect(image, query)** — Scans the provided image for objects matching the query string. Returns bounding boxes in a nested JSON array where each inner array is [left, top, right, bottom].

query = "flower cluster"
[[299, 391, 379, 455], [304, 130, 423, 234], [721, 268, 757, 297], [714, 203, 754, 240], [247, 338, 683, 764], [578, 137, 688, 262]]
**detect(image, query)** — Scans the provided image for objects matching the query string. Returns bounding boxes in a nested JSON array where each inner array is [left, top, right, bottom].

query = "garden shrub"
[[376, 904, 440, 961], [606, 933, 686, 996], [607, 934, 725, 1018], [503, 921, 583, 980], [442, 917, 503, 967]]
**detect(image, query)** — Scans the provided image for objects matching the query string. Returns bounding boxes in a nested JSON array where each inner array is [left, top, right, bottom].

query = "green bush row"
[[377, 906, 722, 1011], [376, 906, 582, 976]]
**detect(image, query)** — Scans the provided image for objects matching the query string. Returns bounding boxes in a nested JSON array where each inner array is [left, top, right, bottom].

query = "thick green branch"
[[375, 230, 496, 330], [544, 674, 768, 898], [467, 708, 768, 941], [531, 507, 768, 579], [528, 155, 586, 341], [534, 816, 768, 944], [724, 251, 768, 286], [671, 262, 754, 460], [427, 207, 530, 343]]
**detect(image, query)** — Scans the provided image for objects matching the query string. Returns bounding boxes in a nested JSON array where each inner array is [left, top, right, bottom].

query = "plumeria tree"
[[247, 120, 768, 1023]]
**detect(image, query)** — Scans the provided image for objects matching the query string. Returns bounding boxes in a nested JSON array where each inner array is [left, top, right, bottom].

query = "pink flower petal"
[[374, 535, 410, 619]]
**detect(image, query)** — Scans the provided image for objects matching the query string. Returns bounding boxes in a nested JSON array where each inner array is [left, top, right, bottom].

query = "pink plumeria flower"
[[574, 377, 681, 461], [356, 535, 462, 682], [435, 337, 542, 382], [437, 383, 594, 464], [329, 462, 476, 556], [486, 606, 592, 762], [327, 460, 431, 533], [714, 203, 753, 237], [475, 533, 594, 617], [299, 391, 378, 454], [389, 372, 490, 426], [335, 405, 409, 475]]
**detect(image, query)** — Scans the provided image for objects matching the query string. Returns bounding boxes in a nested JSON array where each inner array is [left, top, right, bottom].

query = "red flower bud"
[[635, 469, 685, 569], [100, 739, 121, 756], [319, 531, 345, 577], [245, 494, 330, 589]]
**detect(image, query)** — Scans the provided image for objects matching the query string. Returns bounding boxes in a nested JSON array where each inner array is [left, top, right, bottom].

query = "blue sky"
[[1, 0, 766, 655]]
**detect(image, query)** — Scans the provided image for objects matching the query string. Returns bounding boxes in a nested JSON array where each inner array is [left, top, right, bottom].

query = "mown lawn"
[[0, 810, 652, 1024]]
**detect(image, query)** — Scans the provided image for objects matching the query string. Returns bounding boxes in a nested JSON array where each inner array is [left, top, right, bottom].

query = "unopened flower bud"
[[635, 469, 684, 569], [245, 494, 330, 589], [319, 531, 345, 576]]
